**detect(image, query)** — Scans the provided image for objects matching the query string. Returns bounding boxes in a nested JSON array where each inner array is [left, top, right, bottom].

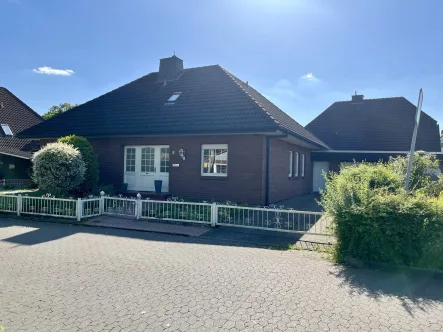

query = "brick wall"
[[268, 138, 313, 203], [41, 135, 314, 205], [87, 135, 267, 205]]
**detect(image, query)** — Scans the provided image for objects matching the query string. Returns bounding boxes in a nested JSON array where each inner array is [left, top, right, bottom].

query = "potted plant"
[[154, 180, 162, 194]]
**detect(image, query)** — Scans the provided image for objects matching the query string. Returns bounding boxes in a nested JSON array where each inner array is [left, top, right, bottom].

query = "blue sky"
[[1, 0, 442, 129]]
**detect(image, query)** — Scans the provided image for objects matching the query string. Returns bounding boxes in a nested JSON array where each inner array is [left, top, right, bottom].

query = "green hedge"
[[321, 155, 443, 270], [58, 135, 99, 195]]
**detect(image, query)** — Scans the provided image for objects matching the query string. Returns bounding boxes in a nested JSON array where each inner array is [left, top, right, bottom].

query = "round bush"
[[58, 135, 99, 195], [32, 142, 86, 196]]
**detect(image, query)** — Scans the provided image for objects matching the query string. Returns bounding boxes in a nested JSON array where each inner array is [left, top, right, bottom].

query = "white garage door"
[[312, 161, 330, 192]]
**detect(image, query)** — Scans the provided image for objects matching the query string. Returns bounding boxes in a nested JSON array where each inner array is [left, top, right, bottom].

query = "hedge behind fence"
[[58, 135, 99, 195], [321, 155, 443, 271]]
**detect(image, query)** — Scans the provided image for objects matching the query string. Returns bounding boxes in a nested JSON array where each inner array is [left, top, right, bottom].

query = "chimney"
[[158, 55, 183, 82], [351, 92, 364, 103]]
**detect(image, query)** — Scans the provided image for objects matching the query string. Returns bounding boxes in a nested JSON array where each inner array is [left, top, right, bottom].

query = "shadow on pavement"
[[330, 265, 443, 315], [0, 218, 308, 248], [2, 218, 442, 313]]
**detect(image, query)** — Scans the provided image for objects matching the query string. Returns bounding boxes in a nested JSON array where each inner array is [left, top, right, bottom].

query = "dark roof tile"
[[306, 97, 441, 152], [0, 87, 43, 158], [18, 65, 327, 148]]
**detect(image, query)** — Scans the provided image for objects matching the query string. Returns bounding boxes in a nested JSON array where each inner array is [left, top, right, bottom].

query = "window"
[[141, 147, 155, 172], [160, 147, 170, 173], [301, 153, 305, 177], [1, 124, 12, 136], [294, 152, 299, 177], [9, 164, 15, 170], [125, 148, 136, 172], [167, 92, 182, 102], [289, 151, 293, 177], [201, 144, 228, 176]]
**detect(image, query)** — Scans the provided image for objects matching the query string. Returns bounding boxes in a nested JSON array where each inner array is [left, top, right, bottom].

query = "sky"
[[1, 0, 442, 129]]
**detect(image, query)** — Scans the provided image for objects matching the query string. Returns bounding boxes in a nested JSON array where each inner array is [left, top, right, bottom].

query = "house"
[[0, 87, 43, 186], [306, 94, 442, 191], [18, 55, 328, 205]]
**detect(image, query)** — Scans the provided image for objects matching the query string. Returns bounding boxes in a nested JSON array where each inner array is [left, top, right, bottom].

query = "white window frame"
[[294, 152, 299, 177], [301, 153, 305, 177], [201, 144, 228, 177], [289, 151, 293, 177], [1, 124, 13, 136]]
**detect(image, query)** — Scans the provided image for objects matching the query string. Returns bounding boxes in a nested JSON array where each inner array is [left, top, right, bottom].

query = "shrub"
[[32, 142, 86, 196], [321, 155, 443, 270], [388, 153, 440, 191], [58, 135, 99, 195]]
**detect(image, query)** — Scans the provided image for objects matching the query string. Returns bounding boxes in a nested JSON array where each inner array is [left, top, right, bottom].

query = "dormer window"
[[167, 92, 182, 102], [1, 124, 13, 136]]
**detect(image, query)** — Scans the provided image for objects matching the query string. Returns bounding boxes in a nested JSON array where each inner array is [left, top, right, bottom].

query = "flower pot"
[[154, 180, 163, 194]]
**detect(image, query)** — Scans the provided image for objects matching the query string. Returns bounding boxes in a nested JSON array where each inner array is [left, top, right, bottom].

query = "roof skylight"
[[1, 124, 13, 136], [167, 92, 182, 102]]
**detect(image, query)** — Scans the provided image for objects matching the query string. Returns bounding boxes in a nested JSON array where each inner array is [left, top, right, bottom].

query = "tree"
[[58, 135, 99, 195], [42, 103, 78, 120], [32, 142, 85, 196]]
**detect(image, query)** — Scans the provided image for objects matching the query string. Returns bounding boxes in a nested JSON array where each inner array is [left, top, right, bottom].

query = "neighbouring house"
[[18, 55, 328, 205], [306, 94, 442, 191], [0, 87, 43, 186]]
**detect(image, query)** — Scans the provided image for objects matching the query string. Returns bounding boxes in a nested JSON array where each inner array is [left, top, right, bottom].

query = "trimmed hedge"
[[32, 142, 86, 196], [58, 135, 99, 195], [321, 155, 443, 271]]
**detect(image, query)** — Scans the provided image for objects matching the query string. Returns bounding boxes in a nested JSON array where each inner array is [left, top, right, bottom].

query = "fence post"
[[211, 203, 218, 227], [77, 198, 82, 221], [99, 191, 105, 215], [17, 194, 21, 216], [136, 193, 141, 220]]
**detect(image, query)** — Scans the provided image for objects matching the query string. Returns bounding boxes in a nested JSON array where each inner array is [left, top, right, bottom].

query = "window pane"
[[301, 154, 305, 177], [289, 151, 293, 177], [126, 148, 136, 172], [160, 147, 170, 173], [295, 152, 299, 176], [141, 147, 155, 172], [202, 145, 228, 176]]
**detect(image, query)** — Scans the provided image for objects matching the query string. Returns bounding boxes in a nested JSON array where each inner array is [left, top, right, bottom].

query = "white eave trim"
[[313, 150, 443, 155], [0, 151, 31, 159]]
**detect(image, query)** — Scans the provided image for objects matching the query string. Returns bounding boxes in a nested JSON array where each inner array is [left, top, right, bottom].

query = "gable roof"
[[18, 65, 328, 149], [0, 87, 43, 159], [306, 96, 441, 152]]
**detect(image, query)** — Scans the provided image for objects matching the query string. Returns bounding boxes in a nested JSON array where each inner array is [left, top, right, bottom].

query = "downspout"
[[265, 132, 288, 206]]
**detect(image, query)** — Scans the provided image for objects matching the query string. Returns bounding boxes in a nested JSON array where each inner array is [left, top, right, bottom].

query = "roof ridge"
[[217, 65, 280, 127], [0, 87, 44, 122]]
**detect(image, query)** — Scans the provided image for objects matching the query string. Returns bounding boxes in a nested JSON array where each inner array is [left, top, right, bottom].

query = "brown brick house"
[[306, 94, 442, 191], [19, 55, 328, 205]]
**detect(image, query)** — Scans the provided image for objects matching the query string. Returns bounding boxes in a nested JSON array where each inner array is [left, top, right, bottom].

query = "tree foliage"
[[32, 142, 85, 196], [58, 135, 99, 195], [42, 103, 78, 120]]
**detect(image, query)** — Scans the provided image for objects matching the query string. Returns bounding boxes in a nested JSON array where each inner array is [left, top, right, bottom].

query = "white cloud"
[[301, 73, 317, 81], [32, 66, 75, 76]]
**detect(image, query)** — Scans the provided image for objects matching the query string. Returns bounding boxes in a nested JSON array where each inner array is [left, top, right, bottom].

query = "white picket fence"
[[0, 193, 334, 236]]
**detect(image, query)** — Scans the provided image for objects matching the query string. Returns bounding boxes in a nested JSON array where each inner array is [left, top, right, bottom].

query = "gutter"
[[265, 132, 288, 206]]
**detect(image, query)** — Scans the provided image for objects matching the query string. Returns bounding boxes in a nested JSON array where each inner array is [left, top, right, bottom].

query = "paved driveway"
[[1, 219, 443, 332]]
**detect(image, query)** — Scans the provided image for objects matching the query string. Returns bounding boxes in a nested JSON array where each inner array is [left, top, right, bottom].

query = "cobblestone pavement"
[[1, 220, 443, 332]]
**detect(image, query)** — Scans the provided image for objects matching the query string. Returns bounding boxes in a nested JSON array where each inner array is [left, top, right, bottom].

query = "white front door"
[[313, 161, 329, 192], [124, 146, 170, 192]]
